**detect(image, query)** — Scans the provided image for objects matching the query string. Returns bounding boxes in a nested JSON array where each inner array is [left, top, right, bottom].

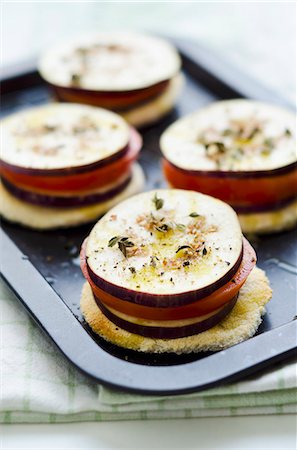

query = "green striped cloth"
[[1, 281, 296, 423]]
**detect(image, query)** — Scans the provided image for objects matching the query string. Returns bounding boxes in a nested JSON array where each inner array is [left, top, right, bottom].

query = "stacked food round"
[[160, 100, 297, 234], [38, 32, 183, 128], [0, 103, 144, 229], [80, 189, 272, 353]]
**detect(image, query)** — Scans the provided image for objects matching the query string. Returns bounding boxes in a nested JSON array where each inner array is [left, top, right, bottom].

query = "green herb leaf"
[[118, 240, 133, 258], [155, 224, 171, 233], [176, 223, 186, 231], [128, 267, 136, 274], [285, 128, 292, 137], [44, 124, 57, 132], [108, 236, 120, 247], [264, 138, 274, 150], [205, 142, 226, 153], [176, 245, 192, 254], [247, 127, 260, 140], [189, 212, 200, 218], [152, 193, 164, 210], [108, 236, 134, 257]]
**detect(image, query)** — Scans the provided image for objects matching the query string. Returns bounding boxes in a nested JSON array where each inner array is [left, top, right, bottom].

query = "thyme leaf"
[[152, 193, 164, 210], [108, 236, 121, 247], [205, 142, 226, 153], [176, 245, 192, 254], [108, 236, 134, 257], [263, 138, 274, 150], [155, 223, 171, 233], [189, 212, 200, 218], [176, 223, 186, 231]]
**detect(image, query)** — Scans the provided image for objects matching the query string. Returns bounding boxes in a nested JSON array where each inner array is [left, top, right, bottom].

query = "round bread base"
[[121, 73, 184, 128], [238, 199, 297, 234], [0, 163, 145, 230], [80, 267, 272, 354]]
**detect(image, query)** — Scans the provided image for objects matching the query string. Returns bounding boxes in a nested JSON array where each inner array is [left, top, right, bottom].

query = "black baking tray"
[[1, 38, 296, 395]]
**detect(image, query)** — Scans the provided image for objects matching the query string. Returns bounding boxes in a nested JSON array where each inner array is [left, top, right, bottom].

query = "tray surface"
[[1, 39, 296, 394]]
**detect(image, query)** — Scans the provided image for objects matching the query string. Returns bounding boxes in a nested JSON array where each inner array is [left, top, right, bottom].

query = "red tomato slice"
[[54, 80, 169, 111], [0, 129, 141, 193], [80, 237, 256, 320], [162, 158, 297, 207]]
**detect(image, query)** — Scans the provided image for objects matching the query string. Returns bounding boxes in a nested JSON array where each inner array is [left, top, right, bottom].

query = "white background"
[[1, 1, 296, 103]]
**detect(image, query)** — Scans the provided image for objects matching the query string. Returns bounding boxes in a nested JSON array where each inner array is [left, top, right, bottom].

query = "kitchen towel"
[[1, 281, 296, 423]]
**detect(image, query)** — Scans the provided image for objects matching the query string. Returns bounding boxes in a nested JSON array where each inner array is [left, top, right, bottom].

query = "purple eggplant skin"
[[86, 242, 243, 308], [94, 294, 238, 339], [163, 157, 297, 179], [1, 173, 131, 208], [0, 145, 129, 176], [51, 79, 170, 112], [232, 195, 297, 213]]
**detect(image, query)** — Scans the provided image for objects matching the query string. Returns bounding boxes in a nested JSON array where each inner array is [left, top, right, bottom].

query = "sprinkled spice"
[[150, 256, 159, 268]]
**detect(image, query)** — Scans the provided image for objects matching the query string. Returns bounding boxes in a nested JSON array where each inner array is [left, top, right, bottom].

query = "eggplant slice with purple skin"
[[1, 103, 131, 175], [85, 189, 244, 308], [94, 294, 238, 339], [1, 172, 132, 208]]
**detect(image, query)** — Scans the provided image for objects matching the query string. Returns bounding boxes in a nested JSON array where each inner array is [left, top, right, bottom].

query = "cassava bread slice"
[[80, 267, 272, 353], [121, 74, 184, 128], [238, 199, 297, 234], [0, 163, 145, 230]]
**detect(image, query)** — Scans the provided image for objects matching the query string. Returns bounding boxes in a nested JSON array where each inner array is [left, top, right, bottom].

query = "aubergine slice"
[[1, 103, 131, 175], [38, 32, 181, 93], [160, 99, 296, 174], [95, 294, 238, 339], [1, 170, 132, 208], [85, 189, 243, 307]]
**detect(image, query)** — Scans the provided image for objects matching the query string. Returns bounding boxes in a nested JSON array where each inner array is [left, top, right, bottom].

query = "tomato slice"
[[80, 237, 256, 320], [54, 80, 169, 111], [0, 129, 141, 193], [162, 158, 297, 208]]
